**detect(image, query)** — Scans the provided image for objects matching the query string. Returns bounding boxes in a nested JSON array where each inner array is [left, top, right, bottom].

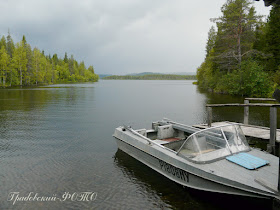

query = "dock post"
[[207, 107, 212, 127], [244, 99, 249, 124], [279, 157, 280, 192], [268, 107, 277, 155]]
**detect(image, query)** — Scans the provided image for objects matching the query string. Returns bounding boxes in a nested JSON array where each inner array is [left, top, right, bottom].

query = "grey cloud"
[[0, 0, 271, 75]]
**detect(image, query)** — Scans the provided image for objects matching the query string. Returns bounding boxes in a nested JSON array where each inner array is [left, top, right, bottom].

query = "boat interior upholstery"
[[137, 124, 191, 149]]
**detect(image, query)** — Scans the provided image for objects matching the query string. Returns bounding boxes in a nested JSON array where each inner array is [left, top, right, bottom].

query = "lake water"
[[0, 80, 276, 209]]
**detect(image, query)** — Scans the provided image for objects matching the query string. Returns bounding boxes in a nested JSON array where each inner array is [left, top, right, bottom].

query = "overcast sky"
[[0, 0, 271, 75]]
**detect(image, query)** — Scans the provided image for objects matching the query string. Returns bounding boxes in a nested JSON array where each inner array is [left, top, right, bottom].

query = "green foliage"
[[12, 41, 28, 86], [102, 74, 196, 80], [196, 55, 217, 90], [0, 46, 9, 86], [6, 31, 14, 58], [0, 36, 7, 50], [216, 60, 272, 97], [0, 33, 98, 87], [197, 0, 279, 97], [273, 66, 280, 86], [206, 26, 216, 57], [263, 4, 280, 72]]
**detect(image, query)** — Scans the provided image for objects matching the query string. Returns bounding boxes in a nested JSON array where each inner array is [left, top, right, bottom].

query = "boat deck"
[[193, 121, 280, 143]]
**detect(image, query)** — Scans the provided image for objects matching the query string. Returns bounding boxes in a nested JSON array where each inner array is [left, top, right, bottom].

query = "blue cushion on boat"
[[226, 153, 269, 170]]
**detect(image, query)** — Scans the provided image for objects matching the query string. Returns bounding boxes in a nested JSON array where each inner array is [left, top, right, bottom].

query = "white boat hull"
[[115, 137, 274, 199]]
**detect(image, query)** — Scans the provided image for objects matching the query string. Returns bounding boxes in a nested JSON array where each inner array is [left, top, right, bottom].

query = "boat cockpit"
[[134, 121, 250, 163]]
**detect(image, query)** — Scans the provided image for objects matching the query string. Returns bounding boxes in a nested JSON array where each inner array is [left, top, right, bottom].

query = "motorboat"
[[113, 119, 280, 200]]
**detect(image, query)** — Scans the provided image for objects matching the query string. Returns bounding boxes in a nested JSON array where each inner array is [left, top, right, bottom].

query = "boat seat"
[[153, 140, 170, 145], [161, 137, 181, 142], [157, 125, 175, 140]]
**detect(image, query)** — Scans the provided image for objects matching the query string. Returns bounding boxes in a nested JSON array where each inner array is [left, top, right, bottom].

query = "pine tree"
[[68, 54, 74, 75], [206, 26, 216, 57], [25, 44, 33, 85], [265, 4, 280, 71], [64, 52, 68, 63], [0, 36, 7, 49], [212, 0, 260, 72], [52, 54, 59, 66], [22, 35, 27, 47], [6, 30, 14, 58]]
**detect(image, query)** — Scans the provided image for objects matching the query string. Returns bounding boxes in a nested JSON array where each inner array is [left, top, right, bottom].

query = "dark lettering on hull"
[[158, 160, 189, 182]]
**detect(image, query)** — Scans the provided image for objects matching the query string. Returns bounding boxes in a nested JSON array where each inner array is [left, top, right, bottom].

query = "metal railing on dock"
[[206, 98, 279, 155]]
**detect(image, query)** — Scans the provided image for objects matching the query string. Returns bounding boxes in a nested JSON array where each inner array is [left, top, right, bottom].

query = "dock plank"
[[193, 122, 280, 143]]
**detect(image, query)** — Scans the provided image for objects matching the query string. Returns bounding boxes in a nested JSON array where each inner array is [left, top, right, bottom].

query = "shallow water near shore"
[[0, 80, 277, 209]]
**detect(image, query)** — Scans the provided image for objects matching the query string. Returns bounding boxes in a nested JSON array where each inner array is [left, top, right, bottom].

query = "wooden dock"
[[202, 97, 280, 155], [193, 122, 280, 143]]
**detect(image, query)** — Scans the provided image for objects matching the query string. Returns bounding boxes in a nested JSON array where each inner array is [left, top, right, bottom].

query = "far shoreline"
[[102, 74, 196, 80]]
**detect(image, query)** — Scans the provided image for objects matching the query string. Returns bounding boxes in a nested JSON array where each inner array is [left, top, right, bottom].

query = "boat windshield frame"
[[176, 123, 250, 163]]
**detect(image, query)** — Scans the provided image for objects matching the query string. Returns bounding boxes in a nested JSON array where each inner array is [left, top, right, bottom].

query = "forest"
[[0, 33, 98, 87], [197, 0, 280, 97], [102, 74, 196, 80]]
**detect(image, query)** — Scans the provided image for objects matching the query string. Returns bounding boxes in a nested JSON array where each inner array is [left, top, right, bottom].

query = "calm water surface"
[[0, 80, 276, 209]]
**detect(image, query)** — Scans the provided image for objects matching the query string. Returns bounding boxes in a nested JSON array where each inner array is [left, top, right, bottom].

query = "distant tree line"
[[102, 74, 196, 80], [0, 32, 98, 87], [197, 0, 280, 97]]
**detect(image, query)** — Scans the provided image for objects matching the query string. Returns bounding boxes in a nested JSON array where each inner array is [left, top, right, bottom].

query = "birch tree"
[[0, 46, 9, 87], [12, 41, 27, 86]]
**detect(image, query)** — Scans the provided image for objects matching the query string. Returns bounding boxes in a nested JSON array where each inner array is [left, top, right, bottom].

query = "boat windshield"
[[177, 124, 250, 163]]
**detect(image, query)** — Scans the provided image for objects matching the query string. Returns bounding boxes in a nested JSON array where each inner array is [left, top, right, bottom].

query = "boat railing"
[[162, 118, 200, 131], [123, 125, 177, 154], [162, 118, 222, 138]]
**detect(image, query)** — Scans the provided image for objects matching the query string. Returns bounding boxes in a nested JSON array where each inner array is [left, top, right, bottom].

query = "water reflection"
[[113, 149, 216, 210]]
